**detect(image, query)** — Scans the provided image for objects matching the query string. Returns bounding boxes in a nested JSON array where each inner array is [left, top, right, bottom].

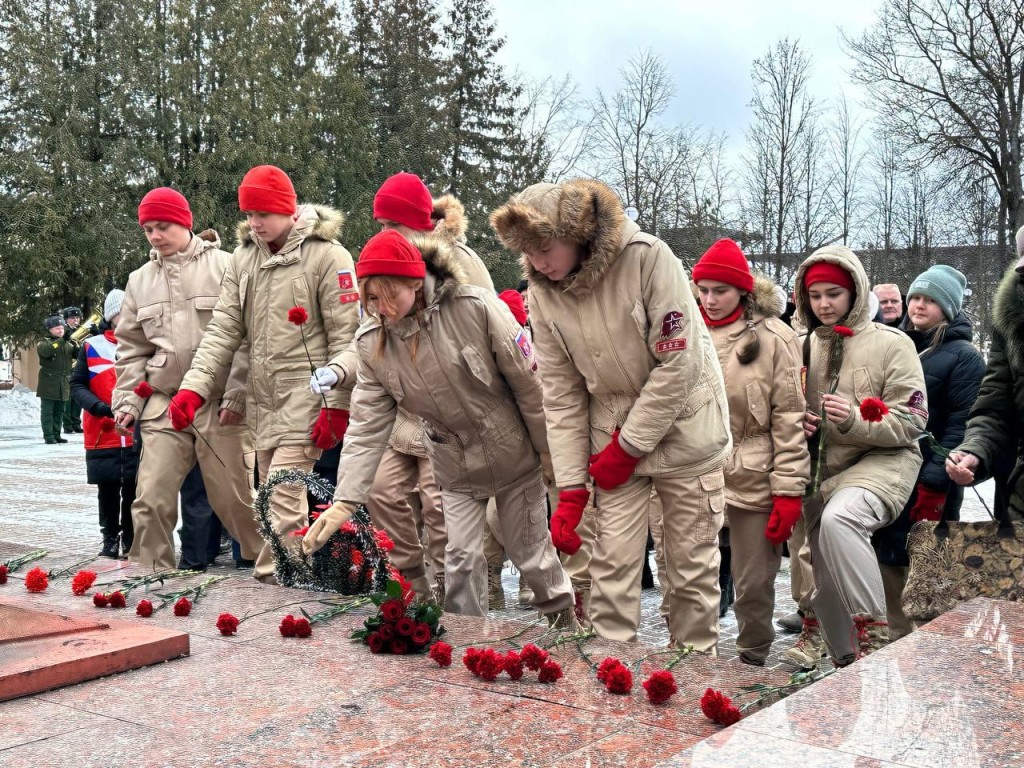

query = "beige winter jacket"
[[703, 276, 809, 512], [795, 246, 926, 520], [180, 205, 359, 451], [114, 231, 247, 421], [334, 238, 547, 503], [385, 194, 496, 457], [491, 179, 731, 489]]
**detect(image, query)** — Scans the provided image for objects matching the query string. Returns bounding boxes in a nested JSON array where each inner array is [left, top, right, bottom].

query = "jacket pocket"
[[852, 367, 874, 401], [549, 322, 574, 364], [630, 300, 649, 341], [461, 345, 493, 387], [745, 381, 769, 428], [291, 276, 313, 314], [696, 470, 726, 544], [738, 434, 773, 472], [145, 352, 167, 371], [136, 303, 163, 334]]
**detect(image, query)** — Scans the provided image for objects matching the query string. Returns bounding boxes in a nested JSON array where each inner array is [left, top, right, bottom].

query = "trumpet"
[[70, 310, 103, 343]]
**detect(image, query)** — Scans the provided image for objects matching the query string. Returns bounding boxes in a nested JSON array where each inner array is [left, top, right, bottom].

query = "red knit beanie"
[[356, 230, 426, 280], [803, 262, 855, 293], [138, 187, 192, 229], [238, 165, 297, 216], [498, 289, 528, 326], [692, 239, 754, 293], [373, 173, 434, 231]]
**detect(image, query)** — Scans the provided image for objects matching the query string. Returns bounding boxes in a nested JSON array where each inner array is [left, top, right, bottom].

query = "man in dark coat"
[[948, 228, 1024, 519], [37, 314, 74, 444], [61, 306, 86, 433]]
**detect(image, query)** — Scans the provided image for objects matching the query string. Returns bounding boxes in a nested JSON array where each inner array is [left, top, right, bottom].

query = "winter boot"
[[119, 532, 133, 560], [544, 605, 580, 633], [853, 614, 890, 660], [776, 610, 803, 633], [517, 572, 534, 606], [99, 534, 120, 560], [782, 613, 826, 669], [487, 563, 506, 610], [431, 573, 446, 607]]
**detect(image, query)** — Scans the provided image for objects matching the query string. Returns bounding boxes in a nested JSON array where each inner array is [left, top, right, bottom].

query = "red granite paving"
[[2, 543, 1023, 767]]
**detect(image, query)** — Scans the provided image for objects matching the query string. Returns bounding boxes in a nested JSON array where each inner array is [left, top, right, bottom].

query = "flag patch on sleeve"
[[515, 330, 533, 359], [337, 270, 354, 291]]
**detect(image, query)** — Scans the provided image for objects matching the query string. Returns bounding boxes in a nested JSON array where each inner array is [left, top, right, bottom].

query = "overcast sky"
[[491, 0, 883, 151]]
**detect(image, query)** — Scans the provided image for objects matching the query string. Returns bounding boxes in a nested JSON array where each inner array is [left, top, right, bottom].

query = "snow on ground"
[[0, 384, 40, 427]]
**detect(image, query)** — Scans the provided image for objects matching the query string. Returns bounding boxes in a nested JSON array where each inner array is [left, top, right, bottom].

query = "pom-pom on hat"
[[138, 187, 193, 229], [803, 262, 855, 293], [373, 173, 434, 231], [692, 239, 755, 293], [355, 230, 426, 280], [908, 265, 968, 322], [238, 165, 297, 216]]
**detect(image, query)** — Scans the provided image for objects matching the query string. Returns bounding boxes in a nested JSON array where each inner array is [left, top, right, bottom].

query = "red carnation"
[[596, 657, 623, 683], [475, 649, 505, 681], [520, 643, 549, 671], [136, 599, 153, 617], [390, 638, 409, 655], [380, 599, 405, 624], [859, 397, 890, 423], [604, 664, 633, 695], [216, 613, 240, 636], [367, 632, 385, 653], [293, 617, 313, 638], [701, 688, 742, 725], [133, 381, 154, 398], [537, 659, 563, 684], [290, 525, 310, 538], [173, 596, 192, 616], [429, 641, 453, 667], [71, 570, 97, 596], [25, 566, 48, 592], [503, 650, 524, 681], [374, 529, 395, 552], [108, 590, 127, 608], [642, 670, 678, 705], [395, 616, 415, 637], [463, 647, 483, 675], [279, 615, 297, 637], [287, 306, 309, 325], [0, 564, 8, 584], [833, 325, 854, 338], [94, 592, 110, 607], [340, 520, 358, 535], [411, 622, 432, 646]]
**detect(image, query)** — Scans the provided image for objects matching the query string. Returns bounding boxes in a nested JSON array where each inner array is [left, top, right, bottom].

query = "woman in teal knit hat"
[[873, 264, 985, 639]]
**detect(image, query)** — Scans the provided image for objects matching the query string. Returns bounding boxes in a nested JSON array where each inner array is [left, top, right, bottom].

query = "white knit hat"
[[103, 289, 125, 322]]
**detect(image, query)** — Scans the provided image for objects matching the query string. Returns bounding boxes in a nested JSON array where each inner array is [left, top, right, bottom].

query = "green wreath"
[[253, 469, 391, 595]]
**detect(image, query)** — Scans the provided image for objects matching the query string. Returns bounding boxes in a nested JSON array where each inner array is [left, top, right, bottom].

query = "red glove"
[[910, 484, 946, 522], [168, 389, 205, 431], [550, 488, 590, 555], [588, 430, 643, 490], [765, 495, 802, 544], [311, 408, 349, 450]]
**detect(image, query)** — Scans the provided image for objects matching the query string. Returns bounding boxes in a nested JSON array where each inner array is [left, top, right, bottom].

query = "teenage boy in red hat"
[[173, 166, 359, 583]]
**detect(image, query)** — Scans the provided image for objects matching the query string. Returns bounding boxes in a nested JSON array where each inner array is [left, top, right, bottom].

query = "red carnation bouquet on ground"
[[352, 579, 445, 655]]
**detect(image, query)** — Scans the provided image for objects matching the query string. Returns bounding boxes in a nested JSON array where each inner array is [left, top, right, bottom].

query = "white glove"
[[310, 367, 339, 394], [302, 501, 356, 555]]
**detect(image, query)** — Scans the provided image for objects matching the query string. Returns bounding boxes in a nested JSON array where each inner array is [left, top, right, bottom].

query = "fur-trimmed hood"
[[409, 234, 469, 302], [992, 264, 1024, 370], [431, 194, 468, 243], [235, 204, 345, 248], [490, 179, 627, 298], [793, 245, 873, 333]]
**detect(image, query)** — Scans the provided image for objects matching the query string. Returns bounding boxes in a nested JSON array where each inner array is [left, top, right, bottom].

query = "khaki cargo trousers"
[[589, 469, 725, 651], [129, 404, 263, 572]]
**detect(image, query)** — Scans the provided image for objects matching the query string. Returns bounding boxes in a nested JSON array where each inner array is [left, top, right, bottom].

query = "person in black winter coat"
[[873, 265, 984, 637], [70, 290, 139, 558]]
